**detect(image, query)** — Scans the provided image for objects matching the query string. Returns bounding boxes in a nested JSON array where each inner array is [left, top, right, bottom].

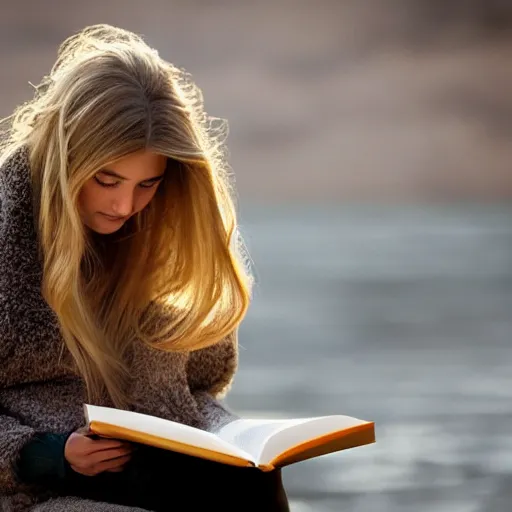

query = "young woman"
[[0, 24, 289, 511]]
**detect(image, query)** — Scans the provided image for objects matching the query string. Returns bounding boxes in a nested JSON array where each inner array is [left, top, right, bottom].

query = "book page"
[[258, 415, 372, 466], [84, 404, 252, 463], [216, 417, 316, 463]]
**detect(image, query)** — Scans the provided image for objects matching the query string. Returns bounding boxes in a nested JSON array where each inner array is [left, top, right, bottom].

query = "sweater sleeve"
[[0, 151, 75, 494], [0, 413, 37, 493], [16, 432, 72, 483], [186, 332, 240, 432]]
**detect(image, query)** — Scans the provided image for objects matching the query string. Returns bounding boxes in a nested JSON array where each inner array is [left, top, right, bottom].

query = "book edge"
[[89, 420, 255, 468], [265, 421, 376, 467]]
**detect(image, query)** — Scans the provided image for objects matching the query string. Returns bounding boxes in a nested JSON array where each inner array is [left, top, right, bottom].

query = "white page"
[[258, 415, 369, 465], [84, 404, 250, 460], [216, 417, 317, 463]]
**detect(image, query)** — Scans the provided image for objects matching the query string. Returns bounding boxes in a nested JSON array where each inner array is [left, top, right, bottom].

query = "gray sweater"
[[0, 148, 239, 511]]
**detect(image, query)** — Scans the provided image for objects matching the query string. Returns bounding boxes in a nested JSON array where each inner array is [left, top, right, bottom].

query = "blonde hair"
[[0, 24, 253, 408]]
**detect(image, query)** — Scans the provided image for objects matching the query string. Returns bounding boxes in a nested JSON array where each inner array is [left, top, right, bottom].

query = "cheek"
[[79, 182, 105, 214], [134, 189, 159, 213]]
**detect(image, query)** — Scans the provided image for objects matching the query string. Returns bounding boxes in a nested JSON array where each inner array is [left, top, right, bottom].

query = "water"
[[225, 204, 512, 511]]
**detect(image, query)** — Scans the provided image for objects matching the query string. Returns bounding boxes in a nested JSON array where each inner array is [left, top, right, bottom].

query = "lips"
[[100, 213, 127, 221]]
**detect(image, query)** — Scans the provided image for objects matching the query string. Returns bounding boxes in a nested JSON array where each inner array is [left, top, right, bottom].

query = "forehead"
[[102, 150, 167, 179]]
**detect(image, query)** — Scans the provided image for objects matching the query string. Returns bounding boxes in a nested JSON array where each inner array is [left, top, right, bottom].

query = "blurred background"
[[1, 1, 512, 510]]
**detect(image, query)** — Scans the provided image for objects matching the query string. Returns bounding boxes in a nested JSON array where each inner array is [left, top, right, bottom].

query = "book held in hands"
[[84, 404, 375, 471]]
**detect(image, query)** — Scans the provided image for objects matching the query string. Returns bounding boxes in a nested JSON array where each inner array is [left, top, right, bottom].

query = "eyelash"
[[94, 177, 160, 189]]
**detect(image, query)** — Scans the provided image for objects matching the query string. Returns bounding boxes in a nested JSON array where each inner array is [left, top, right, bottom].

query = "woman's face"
[[78, 150, 167, 235]]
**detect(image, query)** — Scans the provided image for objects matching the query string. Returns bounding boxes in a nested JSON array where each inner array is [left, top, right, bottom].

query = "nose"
[[111, 190, 134, 217]]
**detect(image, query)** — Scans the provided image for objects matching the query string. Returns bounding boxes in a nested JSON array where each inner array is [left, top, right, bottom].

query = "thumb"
[[74, 425, 92, 436]]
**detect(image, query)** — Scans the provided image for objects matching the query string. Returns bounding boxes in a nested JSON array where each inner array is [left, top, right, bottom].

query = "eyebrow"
[[99, 169, 165, 183]]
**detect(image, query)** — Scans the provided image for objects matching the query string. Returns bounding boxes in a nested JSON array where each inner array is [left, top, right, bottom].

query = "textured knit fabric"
[[0, 147, 241, 511]]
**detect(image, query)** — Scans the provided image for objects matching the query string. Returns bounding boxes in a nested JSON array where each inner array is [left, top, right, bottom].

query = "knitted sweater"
[[0, 148, 239, 511]]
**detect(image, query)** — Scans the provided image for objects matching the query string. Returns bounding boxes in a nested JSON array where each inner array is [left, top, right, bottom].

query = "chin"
[[95, 227, 122, 235], [88, 222, 125, 235]]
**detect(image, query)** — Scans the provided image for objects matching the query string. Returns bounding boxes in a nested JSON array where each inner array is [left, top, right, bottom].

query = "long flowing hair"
[[0, 24, 253, 408]]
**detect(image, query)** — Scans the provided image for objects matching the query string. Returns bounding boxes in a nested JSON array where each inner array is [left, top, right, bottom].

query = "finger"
[[92, 453, 132, 474], [84, 436, 134, 453], [85, 435, 129, 447], [74, 426, 91, 436], [105, 465, 126, 473], [69, 464, 96, 477], [88, 447, 134, 466], [70, 452, 132, 476]]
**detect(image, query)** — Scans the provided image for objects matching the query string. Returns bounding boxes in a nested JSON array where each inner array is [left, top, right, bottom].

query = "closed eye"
[[139, 179, 162, 189], [94, 175, 163, 189], [94, 176, 119, 188]]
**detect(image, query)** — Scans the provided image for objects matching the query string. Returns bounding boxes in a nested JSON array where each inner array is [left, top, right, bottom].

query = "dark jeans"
[[51, 445, 290, 511]]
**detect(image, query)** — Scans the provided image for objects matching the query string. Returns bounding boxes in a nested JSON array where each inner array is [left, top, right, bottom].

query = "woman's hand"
[[64, 429, 135, 476]]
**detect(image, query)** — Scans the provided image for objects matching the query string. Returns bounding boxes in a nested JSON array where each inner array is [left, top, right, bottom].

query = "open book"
[[84, 404, 375, 471]]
